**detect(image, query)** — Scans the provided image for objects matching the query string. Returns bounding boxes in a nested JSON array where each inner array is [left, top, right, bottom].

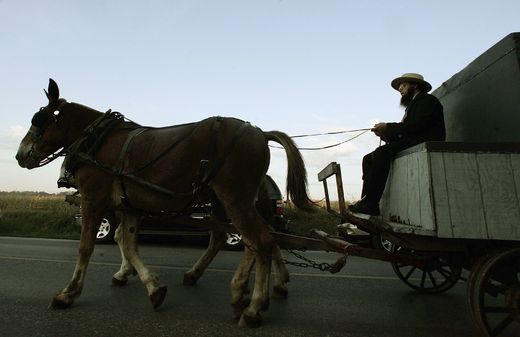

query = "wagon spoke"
[[403, 266, 416, 281], [489, 314, 514, 337], [436, 267, 452, 279], [420, 271, 427, 288], [427, 271, 438, 287], [392, 250, 462, 294]]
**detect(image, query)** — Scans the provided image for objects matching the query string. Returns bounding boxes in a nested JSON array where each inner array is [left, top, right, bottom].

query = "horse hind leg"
[[271, 244, 290, 298], [184, 196, 229, 286], [112, 225, 137, 286], [183, 230, 226, 286], [228, 244, 289, 300], [230, 246, 256, 320], [237, 228, 274, 328], [226, 206, 274, 328]]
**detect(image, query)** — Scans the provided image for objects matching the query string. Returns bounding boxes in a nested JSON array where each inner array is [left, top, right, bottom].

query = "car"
[[67, 175, 287, 250]]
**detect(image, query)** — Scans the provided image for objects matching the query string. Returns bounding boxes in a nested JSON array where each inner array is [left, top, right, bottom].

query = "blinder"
[[30, 102, 65, 139], [22, 101, 68, 167]]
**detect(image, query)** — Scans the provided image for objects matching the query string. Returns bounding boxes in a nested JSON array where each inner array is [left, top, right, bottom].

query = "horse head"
[[16, 79, 69, 169]]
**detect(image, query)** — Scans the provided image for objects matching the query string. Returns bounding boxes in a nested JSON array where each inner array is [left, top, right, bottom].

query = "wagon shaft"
[[178, 217, 331, 251], [310, 229, 428, 268]]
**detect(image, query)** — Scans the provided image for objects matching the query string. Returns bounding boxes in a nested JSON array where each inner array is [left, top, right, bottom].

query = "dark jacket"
[[381, 92, 445, 144]]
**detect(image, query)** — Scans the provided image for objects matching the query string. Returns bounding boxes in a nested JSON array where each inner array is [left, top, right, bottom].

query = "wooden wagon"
[[309, 33, 520, 337], [313, 141, 520, 337]]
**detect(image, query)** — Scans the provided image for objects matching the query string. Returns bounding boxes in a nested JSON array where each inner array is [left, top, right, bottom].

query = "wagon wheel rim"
[[391, 246, 462, 294], [470, 247, 520, 337], [468, 253, 494, 319]]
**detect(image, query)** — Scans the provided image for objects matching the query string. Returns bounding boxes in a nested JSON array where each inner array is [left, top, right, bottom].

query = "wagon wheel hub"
[[506, 284, 520, 321]]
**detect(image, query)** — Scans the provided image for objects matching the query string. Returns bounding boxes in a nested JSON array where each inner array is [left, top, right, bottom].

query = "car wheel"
[[96, 213, 117, 244], [223, 232, 243, 251]]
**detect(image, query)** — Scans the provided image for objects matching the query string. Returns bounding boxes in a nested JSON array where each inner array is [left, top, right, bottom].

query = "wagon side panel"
[[478, 153, 520, 240], [429, 152, 453, 238], [381, 150, 435, 232], [513, 154, 520, 222], [438, 152, 488, 239]]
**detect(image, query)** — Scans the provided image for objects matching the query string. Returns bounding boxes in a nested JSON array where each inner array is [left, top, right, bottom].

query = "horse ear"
[[45, 78, 60, 105]]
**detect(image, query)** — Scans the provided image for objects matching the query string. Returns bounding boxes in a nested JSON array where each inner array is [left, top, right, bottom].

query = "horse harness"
[[63, 111, 251, 215]]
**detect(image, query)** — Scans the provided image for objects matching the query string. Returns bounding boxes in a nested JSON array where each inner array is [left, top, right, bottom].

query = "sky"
[[1, 0, 519, 201]]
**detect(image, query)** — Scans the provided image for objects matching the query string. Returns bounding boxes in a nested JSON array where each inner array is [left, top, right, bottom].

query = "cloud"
[[9, 125, 27, 139], [0, 125, 27, 150]]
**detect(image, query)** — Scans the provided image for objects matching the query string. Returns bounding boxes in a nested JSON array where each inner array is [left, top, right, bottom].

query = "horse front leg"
[[49, 206, 100, 309], [112, 225, 136, 286], [118, 212, 167, 309], [183, 230, 226, 286]]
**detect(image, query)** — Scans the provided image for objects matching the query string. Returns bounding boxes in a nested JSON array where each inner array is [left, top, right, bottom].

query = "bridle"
[[25, 100, 119, 168], [25, 104, 68, 167]]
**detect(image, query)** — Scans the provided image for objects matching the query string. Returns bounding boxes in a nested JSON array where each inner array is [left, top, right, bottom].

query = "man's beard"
[[400, 91, 415, 108]]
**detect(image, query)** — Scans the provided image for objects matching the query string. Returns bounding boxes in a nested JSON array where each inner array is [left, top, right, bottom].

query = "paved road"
[[0, 236, 484, 337]]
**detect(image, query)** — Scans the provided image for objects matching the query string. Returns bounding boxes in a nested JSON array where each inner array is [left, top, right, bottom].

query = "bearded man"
[[348, 73, 445, 216]]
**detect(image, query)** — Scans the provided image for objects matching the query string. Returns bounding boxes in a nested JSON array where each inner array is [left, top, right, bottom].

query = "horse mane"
[[66, 101, 104, 115]]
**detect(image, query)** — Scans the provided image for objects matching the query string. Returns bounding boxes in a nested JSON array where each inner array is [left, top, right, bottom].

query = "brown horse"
[[16, 79, 313, 327]]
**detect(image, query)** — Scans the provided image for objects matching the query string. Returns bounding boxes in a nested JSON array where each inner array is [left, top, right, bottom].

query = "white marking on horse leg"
[[119, 214, 167, 309], [112, 226, 134, 286], [184, 230, 225, 286]]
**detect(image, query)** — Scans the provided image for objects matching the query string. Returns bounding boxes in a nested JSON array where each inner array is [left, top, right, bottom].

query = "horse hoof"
[[231, 298, 250, 320], [150, 285, 167, 310], [238, 312, 262, 328], [183, 273, 198, 286], [112, 277, 128, 287], [272, 284, 288, 299], [49, 294, 73, 310]]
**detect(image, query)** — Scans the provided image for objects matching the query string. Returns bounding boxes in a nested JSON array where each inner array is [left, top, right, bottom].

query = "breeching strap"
[[193, 117, 251, 193]]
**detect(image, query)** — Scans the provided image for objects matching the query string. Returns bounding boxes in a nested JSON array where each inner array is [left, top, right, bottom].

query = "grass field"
[[0, 192, 343, 240], [0, 191, 80, 239]]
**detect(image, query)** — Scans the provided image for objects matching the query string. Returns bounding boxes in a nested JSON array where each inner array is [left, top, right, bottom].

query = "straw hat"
[[391, 73, 432, 92]]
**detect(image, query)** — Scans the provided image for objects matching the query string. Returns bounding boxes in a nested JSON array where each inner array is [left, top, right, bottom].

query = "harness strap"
[[116, 127, 147, 175], [71, 116, 251, 217], [64, 110, 124, 174], [197, 120, 251, 191]]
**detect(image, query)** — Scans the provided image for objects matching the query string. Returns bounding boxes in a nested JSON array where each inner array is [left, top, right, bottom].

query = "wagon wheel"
[[468, 251, 497, 319], [391, 246, 462, 294], [469, 247, 520, 337]]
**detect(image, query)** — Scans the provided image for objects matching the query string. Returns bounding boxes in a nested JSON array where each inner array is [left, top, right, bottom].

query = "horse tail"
[[264, 131, 315, 211]]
